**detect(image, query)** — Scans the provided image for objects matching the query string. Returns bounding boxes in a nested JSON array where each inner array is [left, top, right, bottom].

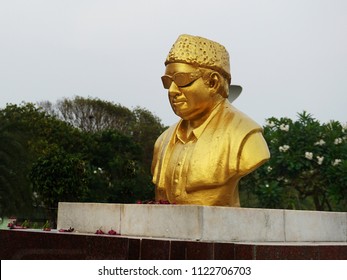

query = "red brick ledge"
[[0, 229, 346, 260]]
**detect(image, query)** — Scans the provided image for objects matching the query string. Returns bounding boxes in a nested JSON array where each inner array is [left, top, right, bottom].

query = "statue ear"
[[208, 72, 222, 95]]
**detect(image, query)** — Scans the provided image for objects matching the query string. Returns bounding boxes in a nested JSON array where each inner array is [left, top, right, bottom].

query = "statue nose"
[[168, 82, 181, 97]]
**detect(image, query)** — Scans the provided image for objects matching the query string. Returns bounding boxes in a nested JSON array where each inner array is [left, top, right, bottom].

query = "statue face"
[[163, 63, 216, 121]]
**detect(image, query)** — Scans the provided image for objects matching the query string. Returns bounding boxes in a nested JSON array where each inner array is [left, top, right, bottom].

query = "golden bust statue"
[[152, 34, 270, 207]]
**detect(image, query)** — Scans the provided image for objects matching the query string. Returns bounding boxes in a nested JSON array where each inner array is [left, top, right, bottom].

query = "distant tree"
[[38, 96, 166, 184], [30, 147, 90, 226], [240, 112, 347, 211], [84, 129, 154, 203], [0, 106, 39, 218], [0, 122, 32, 217], [38, 96, 136, 134], [1, 103, 86, 155], [0, 103, 89, 221], [132, 107, 167, 168], [1, 100, 163, 224]]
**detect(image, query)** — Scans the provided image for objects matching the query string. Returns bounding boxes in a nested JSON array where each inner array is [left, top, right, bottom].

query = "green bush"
[[240, 112, 347, 211]]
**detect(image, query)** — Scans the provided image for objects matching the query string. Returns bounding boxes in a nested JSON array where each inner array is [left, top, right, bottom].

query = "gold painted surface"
[[165, 34, 231, 84], [152, 34, 270, 207]]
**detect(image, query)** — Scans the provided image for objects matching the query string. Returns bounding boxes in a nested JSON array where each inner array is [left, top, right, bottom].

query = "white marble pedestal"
[[57, 202, 347, 243]]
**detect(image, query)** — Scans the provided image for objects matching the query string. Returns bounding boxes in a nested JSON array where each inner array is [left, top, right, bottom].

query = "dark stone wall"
[[1, 229, 346, 260]]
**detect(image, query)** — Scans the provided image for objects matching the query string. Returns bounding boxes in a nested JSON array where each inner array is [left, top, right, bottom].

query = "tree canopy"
[[0, 98, 166, 223]]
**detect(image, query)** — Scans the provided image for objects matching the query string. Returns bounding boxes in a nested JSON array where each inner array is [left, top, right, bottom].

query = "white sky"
[[1, 0, 346, 126]]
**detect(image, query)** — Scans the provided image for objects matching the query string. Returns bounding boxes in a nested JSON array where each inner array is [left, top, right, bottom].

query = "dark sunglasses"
[[161, 70, 202, 89]]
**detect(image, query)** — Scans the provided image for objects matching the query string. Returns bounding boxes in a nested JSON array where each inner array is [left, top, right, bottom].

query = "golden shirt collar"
[[175, 100, 226, 143]]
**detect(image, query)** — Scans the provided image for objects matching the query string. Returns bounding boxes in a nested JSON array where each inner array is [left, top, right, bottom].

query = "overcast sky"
[[1, 0, 346, 126]]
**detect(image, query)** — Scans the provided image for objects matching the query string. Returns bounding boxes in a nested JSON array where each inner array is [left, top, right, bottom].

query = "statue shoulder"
[[224, 104, 270, 174], [154, 122, 179, 148], [221, 102, 263, 134], [216, 102, 270, 174]]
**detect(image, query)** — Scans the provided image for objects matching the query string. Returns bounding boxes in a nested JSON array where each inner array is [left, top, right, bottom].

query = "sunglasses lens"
[[173, 73, 190, 87], [161, 76, 172, 89]]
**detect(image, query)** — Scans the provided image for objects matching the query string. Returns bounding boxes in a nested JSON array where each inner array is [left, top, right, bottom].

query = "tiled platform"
[[1, 229, 346, 260]]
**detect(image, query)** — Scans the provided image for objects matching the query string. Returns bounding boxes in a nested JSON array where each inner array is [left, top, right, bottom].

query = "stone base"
[[1, 229, 346, 260], [2, 203, 346, 260], [57, 202, 347, 242]]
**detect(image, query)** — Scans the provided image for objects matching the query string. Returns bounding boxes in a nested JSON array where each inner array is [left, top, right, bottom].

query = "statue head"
[[162, 34, 232, 121]]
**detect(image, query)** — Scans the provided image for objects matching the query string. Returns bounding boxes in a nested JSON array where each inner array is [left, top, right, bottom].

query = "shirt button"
[[177, 162, 182, 166], [174, 179, 179, 183]]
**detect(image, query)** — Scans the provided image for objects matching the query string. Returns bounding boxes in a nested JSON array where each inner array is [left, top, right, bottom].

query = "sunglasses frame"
[[161, 70, 202, 89]]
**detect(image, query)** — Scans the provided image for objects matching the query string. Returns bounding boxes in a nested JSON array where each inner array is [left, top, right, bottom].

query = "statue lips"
[[172, 102, 186, 112], [171, 97, 187, 109], [172, 97, 187, 105]]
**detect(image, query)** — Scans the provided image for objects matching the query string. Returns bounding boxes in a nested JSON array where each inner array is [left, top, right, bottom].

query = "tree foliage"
[[0, 103, 87, 219], [84, 130, 153, 203], [0, 99, 166, 223], [29, 147, 90, 225], [0, 122, 30, 216], [38, 96, 136, 134], [39, 96, 166, 185], [240, 112, 347, 211]]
